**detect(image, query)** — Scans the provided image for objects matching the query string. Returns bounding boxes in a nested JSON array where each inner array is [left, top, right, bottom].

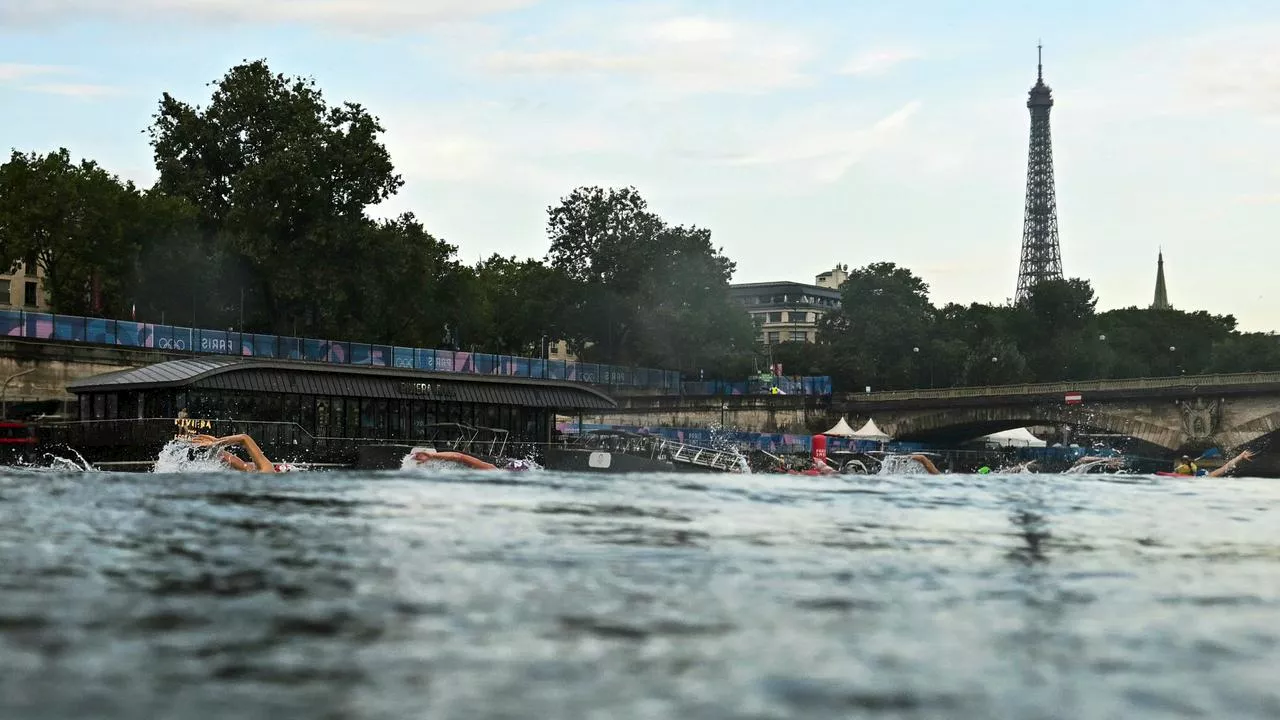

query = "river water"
[[1, 468, 1277, 719]]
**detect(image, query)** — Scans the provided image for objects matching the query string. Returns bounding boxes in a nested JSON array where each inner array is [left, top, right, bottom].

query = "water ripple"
[[0, 469, 1277, 719]]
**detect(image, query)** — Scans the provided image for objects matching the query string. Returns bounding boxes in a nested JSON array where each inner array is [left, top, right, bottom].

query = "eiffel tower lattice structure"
[[1015, 43, 1064, 303]]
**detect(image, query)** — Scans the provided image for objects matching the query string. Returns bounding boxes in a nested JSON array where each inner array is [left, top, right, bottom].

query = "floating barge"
[[36, 357, 616, 469]]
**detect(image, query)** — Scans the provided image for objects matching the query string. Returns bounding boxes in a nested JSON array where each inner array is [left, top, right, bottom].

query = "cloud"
[[1234, 193, 1280, 206], [725, 101, 923, 182], [481, 14, 813, 95], [1177, 26, 1280, 118], [0, 63, 65, 81], [840, 48, 922, 76], [19, 82, 121, 98], [1068, 23, 1280, 124], [0, 63, 118, 97], [0, 0, 540, 32]]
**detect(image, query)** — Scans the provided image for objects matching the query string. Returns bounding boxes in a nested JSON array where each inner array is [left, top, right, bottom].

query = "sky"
[[2, 0, 1279, 330]]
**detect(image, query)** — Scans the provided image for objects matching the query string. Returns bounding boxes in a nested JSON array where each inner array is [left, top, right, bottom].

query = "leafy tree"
[[471, 254, 579, 356], [819, 262, 933, 390], [544, 186, 752, 370], [130, 189, 209, 325], [546, 186, 662, 292], [960, 337, 1032, 385], [0, 148, 140, 315], [630, 223, 755, 372], [1021, 278, 1098, 381], [345, 213, 460, 347], [148, 59, 403, 336]]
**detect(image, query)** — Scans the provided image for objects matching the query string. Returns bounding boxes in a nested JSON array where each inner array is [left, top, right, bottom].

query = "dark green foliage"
[[546, 186, 755, 372], [0, 149, 140, 315], [814, 266, 1275, 390], [148, 59, 408, 337]]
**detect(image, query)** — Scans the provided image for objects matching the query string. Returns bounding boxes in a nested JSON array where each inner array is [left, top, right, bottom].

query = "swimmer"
[[409, 447, 498, 470], [910, 454, 944, 475], [189, 433, 284, 473]]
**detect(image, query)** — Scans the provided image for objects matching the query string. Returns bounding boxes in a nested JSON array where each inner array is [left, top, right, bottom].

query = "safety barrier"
[[679, 376, 833, 396], [0, 309, 682, 391]]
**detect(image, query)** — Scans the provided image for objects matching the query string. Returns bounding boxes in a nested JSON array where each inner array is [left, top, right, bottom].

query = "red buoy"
[[811, 434, 827, 462]]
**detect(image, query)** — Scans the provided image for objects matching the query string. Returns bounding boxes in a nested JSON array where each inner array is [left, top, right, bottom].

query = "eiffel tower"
[[1015, 43, 1064, 303]]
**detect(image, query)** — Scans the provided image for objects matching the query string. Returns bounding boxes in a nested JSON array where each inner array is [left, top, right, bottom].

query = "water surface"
[[1, 469, 1278, 719]]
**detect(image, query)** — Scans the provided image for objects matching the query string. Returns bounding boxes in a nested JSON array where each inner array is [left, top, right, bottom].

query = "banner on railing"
[[0, 310, 688, 391]]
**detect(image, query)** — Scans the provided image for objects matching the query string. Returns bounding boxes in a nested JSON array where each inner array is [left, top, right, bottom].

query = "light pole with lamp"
[[913, 346, 935, 388], [1, 368, 37, 420]]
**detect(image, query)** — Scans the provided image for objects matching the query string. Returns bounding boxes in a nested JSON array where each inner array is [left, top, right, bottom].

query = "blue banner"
[[0, 308, 822, 393]]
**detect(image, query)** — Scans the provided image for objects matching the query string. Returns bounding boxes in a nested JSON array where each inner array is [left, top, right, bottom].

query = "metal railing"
[[841, 371, 1280, 403], [0, 309, 682, 391]]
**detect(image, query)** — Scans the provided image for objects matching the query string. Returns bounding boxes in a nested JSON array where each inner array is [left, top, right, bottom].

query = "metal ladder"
[[662, 440, 745, 472]]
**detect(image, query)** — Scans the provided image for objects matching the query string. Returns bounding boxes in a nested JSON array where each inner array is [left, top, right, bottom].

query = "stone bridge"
[[603, 371, 1280, 456], [835, 373, 1280, 455]]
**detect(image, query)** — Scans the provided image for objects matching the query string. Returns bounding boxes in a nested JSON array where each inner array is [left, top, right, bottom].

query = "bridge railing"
[[0, 309, 682, 391], [842, 371, 1280, 403]]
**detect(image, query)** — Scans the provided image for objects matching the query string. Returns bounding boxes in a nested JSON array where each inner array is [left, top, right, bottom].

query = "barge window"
[[316, 397, 331, 437], [331, 397, 344, 437], [283, 394, 301, 428], [360, 399, 381, 438], [410, 400, 425, 439], [346, 398, 360, 439], [300, 395, 316, 436]]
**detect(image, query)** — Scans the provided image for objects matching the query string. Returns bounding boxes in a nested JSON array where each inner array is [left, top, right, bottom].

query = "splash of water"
[[1063, 459, 1113, 475], [12, 453, 94, 472], [398, 447, 544, 473], [706, 422, 752, 474], [152, 438, 226, 474], [43, 451, 93, 471], [878, 454, 933, 475]]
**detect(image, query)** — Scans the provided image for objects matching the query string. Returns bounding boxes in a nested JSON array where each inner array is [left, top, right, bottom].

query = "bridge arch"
[[878, 405, 1183, 451], [1218, 410, 1280, 451]]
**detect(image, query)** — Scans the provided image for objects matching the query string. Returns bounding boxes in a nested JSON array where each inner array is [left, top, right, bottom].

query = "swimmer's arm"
[[211, 434, 276, 472], [910, 454, 943, 475], [219, 451, 254, 472], [1208, 450, 1255, 477]]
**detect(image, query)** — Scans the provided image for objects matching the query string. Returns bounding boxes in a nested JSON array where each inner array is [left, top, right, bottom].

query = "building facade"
[[0, 260, 49, 312], [729, 266, 845, 345]]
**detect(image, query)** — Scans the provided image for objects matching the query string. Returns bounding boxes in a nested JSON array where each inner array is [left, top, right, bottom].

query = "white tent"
[[979, 427, 1047, 448], [822, 417, 858, 437], [850, 418, 892, 442]]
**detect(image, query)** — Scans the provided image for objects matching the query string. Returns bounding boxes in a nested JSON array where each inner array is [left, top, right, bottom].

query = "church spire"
[[1151, 249, 1170, 310]]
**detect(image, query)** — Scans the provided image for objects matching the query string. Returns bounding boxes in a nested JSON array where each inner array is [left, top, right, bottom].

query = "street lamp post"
[[1, 368, 37, 420], [912, 346, 934, 388], [1169, 345, 1184, 375]]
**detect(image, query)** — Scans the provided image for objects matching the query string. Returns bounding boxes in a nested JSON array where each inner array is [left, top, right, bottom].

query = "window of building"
[[766, 331, 780, 344], [767, 312, 783, 323], [0, 279, 9, 304], [23, 281, 37, 307], [790, 331, 808, 343], [787, 311, 810, 323]]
